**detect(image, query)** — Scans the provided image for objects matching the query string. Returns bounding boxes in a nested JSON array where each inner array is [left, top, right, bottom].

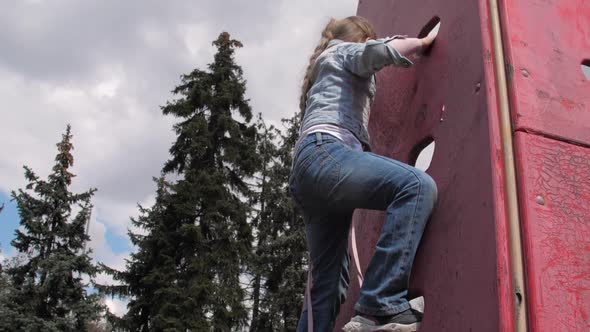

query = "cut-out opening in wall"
[[411, 138, 435, 172], [418, 16, 441, 56], [582, 60, 590, 81]]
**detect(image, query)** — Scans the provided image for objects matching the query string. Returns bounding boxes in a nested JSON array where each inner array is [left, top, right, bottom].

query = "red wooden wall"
[[334, 0, 589, 331], [503, 0, 590, 330]]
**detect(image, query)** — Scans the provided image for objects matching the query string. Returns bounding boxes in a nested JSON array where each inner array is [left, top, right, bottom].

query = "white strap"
[[351, 222, 364, 286]]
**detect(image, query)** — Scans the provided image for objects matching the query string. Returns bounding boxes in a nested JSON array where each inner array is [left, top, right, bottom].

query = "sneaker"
[[342, 296, 424, 332]]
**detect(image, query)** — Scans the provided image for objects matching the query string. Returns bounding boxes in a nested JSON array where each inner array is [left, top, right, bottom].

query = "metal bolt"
[[535, 195, 545, 205]]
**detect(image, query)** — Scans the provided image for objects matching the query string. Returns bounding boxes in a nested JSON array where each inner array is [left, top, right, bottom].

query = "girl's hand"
[[421, 22, 441, 48]]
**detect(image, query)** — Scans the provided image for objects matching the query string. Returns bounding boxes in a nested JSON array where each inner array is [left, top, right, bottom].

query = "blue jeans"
[[290, 133, 437, 332]]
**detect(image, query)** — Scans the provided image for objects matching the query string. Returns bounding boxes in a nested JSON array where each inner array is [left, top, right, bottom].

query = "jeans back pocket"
[[291, 143, 341, 210]]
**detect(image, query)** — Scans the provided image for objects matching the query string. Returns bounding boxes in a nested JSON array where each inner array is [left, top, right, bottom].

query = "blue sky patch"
[[0, 191, 19, 256], [103, 224, 132, 254]]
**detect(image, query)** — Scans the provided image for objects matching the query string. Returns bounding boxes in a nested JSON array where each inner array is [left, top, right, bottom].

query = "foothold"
[[520, 68, 530, 77], [418, 16, 442, 39], [413, 140, 435, 171], [582, 60, 590, 81], [418, 16, 441, 56], [535, 195, 545, 206]]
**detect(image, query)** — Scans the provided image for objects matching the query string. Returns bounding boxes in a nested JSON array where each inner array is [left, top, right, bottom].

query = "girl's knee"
[[402, 170, 437, 201], [415, 171, 438, 208], [420, 172, 437, 196]]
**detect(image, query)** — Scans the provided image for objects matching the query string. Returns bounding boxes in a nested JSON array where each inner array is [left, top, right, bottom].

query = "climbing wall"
[[334, 0, 590, 331], [502, 0, 590, 330], [335, 0, 514, 330], [514, 133, 590, 331]]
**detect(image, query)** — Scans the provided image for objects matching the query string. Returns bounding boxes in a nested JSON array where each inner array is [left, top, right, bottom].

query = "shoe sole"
[[342, 321, 420, 332], [343, 297, 424, 332], [374, 322, 420, 332]]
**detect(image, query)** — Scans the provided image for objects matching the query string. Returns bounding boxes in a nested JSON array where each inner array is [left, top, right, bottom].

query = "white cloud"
[[0, 0, 360, 318], [92, 78, 121, 99], [180, 22, 216, 68], [0, 0, 359, 237], [236, 0, 358, 124], [87, 211, 129, 273], [104, 297, 129, 318]]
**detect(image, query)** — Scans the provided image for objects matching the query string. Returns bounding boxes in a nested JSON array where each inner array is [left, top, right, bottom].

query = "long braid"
[[298, 16, 376, 122], [299, 19, 336, 120]]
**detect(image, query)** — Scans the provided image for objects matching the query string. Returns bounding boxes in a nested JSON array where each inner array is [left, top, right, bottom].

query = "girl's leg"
[[291, 133, 437, 329], [291, 133, 355, 331], [296, 211, 353, 332], [317, 140, 438, 316]]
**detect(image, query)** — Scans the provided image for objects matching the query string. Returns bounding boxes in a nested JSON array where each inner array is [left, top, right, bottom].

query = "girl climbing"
[[289, 16, 440, 332]]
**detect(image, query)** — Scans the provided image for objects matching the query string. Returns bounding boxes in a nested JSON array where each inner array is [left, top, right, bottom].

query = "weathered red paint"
[[333, 1, 589, 330], [515, 132, 590, 331], [499, 0, 590, 330], [500, 0, 590, 146], [334, 0, 516, 330]]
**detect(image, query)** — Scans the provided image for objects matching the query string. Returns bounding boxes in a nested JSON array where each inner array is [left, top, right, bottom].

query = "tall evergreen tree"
[[98, 177, 173, 332], [0, 125, 102, 331], [249, 114, 307, 331], [0, 254, 26, 331], [100, 32, 258, 331], [248, 115, 278, 332]]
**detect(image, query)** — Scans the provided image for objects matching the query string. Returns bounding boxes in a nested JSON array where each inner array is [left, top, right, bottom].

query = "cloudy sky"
[[0, 0, 359, 316]]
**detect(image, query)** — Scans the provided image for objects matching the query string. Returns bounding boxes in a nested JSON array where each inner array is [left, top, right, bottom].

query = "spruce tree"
[[161, 31, 258, 331], [0, 125, 102, 331], [98, 177, 174, 332], [100, 32, 258, 331], [248, 115, 278, 332], [0, 256, 26, 331], [249, 114, 307, 331]]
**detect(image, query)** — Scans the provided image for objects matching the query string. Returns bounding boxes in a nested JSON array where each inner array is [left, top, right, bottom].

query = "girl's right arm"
[[389, 21, 440, 57], [386, 38, 424, 57], [339, 37, 414, 78], [340, 22, 440, 78]]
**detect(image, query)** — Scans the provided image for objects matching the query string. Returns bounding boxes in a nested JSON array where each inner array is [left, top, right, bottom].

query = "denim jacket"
[[300, 36, 413, 151]]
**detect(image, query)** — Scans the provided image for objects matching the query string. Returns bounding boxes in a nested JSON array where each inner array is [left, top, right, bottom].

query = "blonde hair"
[[299, 16, 377, 118]]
